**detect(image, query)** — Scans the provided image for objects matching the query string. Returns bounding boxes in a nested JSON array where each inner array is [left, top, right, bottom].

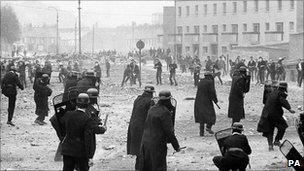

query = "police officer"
[[213, 122, 252, 171], [127, 86, 155, 170], [94, 62, 102, 85], [194, 71, 218, 136], [33, 74, 52, 125], [257, 82, 295, 151], [228, 67, 250, 125], [64, 71, 79, 92], [77, 71, 96, 87], [86, 88, 107, 135], [139, 90, 181, 171], [1, 66, 24, 126], [61, 93, 96, 171]]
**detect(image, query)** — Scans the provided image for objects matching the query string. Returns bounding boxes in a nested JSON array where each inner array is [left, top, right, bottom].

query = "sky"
[[3, 1, 174, 28]]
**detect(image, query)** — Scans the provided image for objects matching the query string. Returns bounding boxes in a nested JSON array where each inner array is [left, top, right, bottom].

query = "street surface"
[[1, 61, 303, 170]]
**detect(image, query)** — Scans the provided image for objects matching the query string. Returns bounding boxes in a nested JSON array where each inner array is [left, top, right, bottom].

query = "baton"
[[173, 146, 187, 154], [103, 113, 109, 126], [215, 102, 221, 109]]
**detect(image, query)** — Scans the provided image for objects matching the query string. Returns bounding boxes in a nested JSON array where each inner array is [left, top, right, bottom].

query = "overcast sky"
[[4, 1, 174, 28]]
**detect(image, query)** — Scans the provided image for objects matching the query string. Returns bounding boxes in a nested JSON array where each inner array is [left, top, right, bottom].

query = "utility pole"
[[78, 0, 81, 54], [92, 24, 95, 57], [132, 21, 135, 49], [48, 6, 59, 54], [74, 22, 77, 53]]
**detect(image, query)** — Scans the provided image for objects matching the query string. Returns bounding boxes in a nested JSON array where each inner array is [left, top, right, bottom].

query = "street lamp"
[[78, 0, 81, 54], [48, 6, 59, 55]]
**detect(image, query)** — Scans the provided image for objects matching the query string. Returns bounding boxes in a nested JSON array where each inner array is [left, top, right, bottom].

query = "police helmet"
[[85, 71, 95, 77], [144, 85, 155, 93], [9, 66, 16, 71], [239, 66, 247, 73], [204, 71, 213, 76], [159, 90, 172, 100], [76, 93, 90, 105], [231, 122, 244, 131], [87, 88, 99, 98], [278, 82, 288, 88], [42, 74, 49, 78]]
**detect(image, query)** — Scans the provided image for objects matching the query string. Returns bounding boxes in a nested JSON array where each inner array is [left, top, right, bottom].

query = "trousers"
[[7, 95, 17, 122], [63, 155, 89, 171]]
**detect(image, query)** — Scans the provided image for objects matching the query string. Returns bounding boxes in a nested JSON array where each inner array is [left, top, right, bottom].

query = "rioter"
[[18, 60, 27, 88], [296, 58, 304, 87], [139, 90, 181, 171], [257, 57, 267, 84], [33, 74, 52, 125], [213, 60, 223, 85], [205, 56, 213, 72], [61, 93, 97, 171], [228, 67, 250, 124], [194, 71, 218, 136], [213, 122, 252, 171], [193, 61, 201, 87], [121, 64, 132, 87], [94, 61, 101, 85], [1, 66, 24, 126], [106, 59, 110, 77], [257, 82, 295, 151], [133, 61, 142, 87], [169, 60, 178, 86], [154, 59, 162, 85], [247, 56, 256, 81], [127, 86, 155, 170]]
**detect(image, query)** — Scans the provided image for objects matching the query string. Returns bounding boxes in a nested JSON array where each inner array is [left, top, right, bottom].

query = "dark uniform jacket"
[[127, 93, 153, 156], [169, 63, 177, 74], [257, 60, 267, 71], [1, 71, 24, 97], [139, 103, 180, 171], [154, 61, 162, 71], [222, 133, 251, 166], [247, 60, 256, 71], [194, 77, 218, 124], [257, 89, 291, 134], [77, 77, 94, 87], [228, 73, 248, 120], [33, 78, 52, 116], [86, 105, 106, 135], [61, 109, 96, 159], [64, 77, 78, 92], [94, 65, 101, 78]]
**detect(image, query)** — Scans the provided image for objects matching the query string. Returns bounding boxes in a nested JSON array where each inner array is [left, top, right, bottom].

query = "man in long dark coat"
[[127, 86, 155, 170], [228, 67, 250, 124], [33, 74, 52, 125], [257, 82, 295, 151], [1, 66, 24, 126], [194, 71, 218, 136], [139, 90, 180, 171]]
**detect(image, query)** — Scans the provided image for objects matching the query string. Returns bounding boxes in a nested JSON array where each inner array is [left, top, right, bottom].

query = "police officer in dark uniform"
[[257, 82, 295, 151], [77, 71, 96, 87], [127, 86, 155, 170], [86, 88, 107, 135], [1, 66, 24, 126], [60, 93, 96, 171], [194, 71, 218, 136], [213, 122, 252, 171], [33, 74, 52, 125], [64, 71, 79, 93], [139, 90, 181, 171]]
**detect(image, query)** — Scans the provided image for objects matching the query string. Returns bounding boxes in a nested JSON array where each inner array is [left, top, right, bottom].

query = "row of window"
[[178, 0, 295, 17], [177, 22, 294, 34]]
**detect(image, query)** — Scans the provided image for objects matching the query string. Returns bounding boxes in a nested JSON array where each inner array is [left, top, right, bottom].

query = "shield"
[[214, 128, 233, 155], [296, 118, 304, 148], [152, 97, 177, 127], [279, 140, 304, 171]]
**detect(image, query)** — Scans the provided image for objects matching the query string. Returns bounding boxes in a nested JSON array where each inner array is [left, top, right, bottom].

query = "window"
[[186, 6, 190, 17], [194, 25, 200, 34], [186, 26, 190, 33], [266, 0, 270, 12], [254, 0, 259, 12], [204, 4, 208, 16], [223, 3, 227, 14], [213, 3, 217, 15], [243, 24, 247, 32], [276, 22, 284, 32], [278, 0, 282, 11], [289, 22, 294, 31], [195, 5, 199, 16], [203, 46, 208, 53], [223, 24, 227, 32], [222, 46, 228, 54], [243, 1, 247, 12], [186, 46, 190, 52], [178, 7, 182, 17], [232, 24, 238, 33], [290, 0, 295, 10], [203, 25, 207, 32], [233, 2, 237, 13], [212, 25, 218, 33], [265, 23, 270, 31], [253, 23, 260, 32], [177, 26, 183, 34]]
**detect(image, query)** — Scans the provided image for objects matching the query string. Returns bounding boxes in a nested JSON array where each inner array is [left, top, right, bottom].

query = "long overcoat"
[[228, 74, 248, 120], [194, 77, 218, 124], [33, 78, 52, 117], [127, 92, 153, 156], [139, 103, 180, 171]]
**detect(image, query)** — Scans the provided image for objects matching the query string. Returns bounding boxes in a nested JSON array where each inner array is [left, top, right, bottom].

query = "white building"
[[174, 0, 303, 60]]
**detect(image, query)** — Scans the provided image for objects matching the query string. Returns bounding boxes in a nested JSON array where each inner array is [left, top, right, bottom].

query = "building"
[[152, 13, 163, 25], [173, 0, 303, 61]]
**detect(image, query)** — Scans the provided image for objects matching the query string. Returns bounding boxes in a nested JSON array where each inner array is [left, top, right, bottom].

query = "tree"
[[1, 5, 21, 45]]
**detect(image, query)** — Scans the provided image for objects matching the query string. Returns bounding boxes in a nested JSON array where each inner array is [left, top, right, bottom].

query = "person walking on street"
[[213, 122, 252, 171], [257, 82, 295, 151], [154, 59, 162, 85], [194, 71, 218, 136], [33, 74, 52, 125], [169, 61, 178, 86], [247, 56, 256, 81], [1, 66, 24, 126], [296, 58, 304, 87], [257, 57, 267, 84], [106, 59, 111, 77], [94, 62, 102, 86], [127, 86, 155, 170], [139, 90, 181, 171], [18, 61, 27, 88]]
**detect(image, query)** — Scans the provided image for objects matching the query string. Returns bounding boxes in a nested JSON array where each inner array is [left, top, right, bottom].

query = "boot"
[[206, 128, 214, 134], [274, 140, 281, 146], [267, 137, 274, 151], [7, 121, 15, 126]]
